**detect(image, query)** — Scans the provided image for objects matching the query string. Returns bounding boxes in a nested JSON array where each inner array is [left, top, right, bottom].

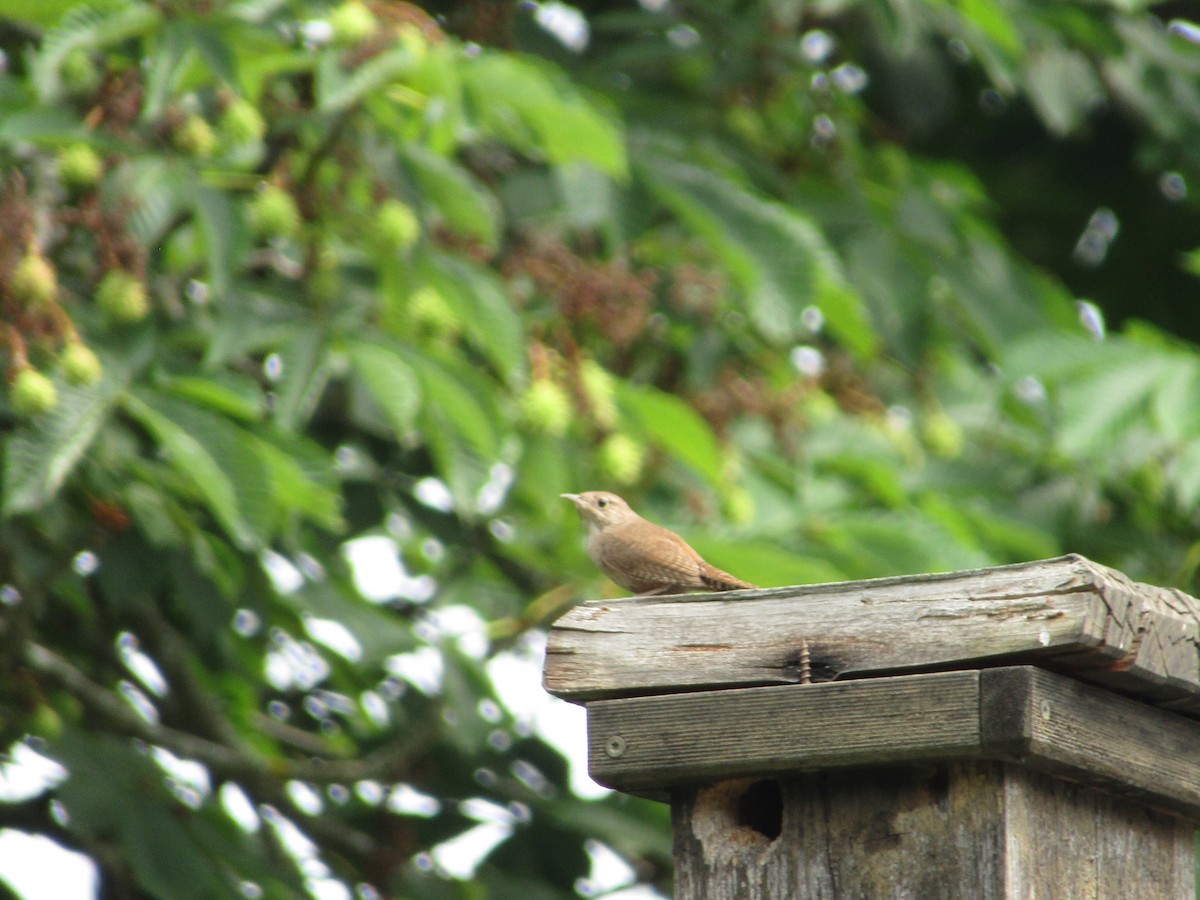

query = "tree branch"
[[22, 641, 437, 784]]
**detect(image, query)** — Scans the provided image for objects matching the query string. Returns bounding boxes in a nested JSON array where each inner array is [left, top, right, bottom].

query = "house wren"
[[562, 491, 757, 595]]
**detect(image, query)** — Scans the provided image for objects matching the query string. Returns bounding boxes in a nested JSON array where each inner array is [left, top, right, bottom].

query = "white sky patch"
[[304, 616, 362, 662], [300, 19, 334, 47], [118, 680, 159, 723], [431, 822, 513, 879], [476, 462, 514, 515], [355, 781, 384, 806], [1075, 299, 1106, 341], [789, 345, 825, 377], [262, 550, 304, 594], [342, 535, 438, 603], [260, 804, 332, 884], [577, 838, 653, 898], [152, 748, 211, 799], [361, 690, 389, 728], [343, 536, 404, 601], [800, 305, 824, 332], [287, 780, 325, 816], [534, 2, 589, 52], [388, 783, 441, 817], [116, 633, 169, 697], [487, 639, 609, 800], [0, 831, 97, 900], [221, 782, 261, 832], [459, 796, 518, 824], [414, 477, 454, 512], [425, 604, 489, 659], [265, 631, 331, 692], [0, 742, 66, 802], [307, 877, 351, 900], [385, 646, 444, 695], [800, 29, 834, 63], [1168, 19, 1200, 45]]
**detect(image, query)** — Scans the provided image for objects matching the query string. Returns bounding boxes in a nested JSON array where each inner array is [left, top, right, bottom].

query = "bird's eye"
[[596, 498, 608, 508]]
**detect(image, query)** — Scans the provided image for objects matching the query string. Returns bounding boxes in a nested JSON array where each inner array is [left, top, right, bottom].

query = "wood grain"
[[587, 671, 982, 791], [672, 763, 1196, 900], [585, 667, 1200, 820], [981, 666, 1200, 819], [546, 554, 1200, 715]]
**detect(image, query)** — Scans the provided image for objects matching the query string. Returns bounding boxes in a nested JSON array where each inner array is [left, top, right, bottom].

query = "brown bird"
[[562, 491, 757, 595]]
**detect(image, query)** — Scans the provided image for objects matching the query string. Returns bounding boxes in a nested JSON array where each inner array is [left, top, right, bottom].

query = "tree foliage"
[[0, 0, 1198, 897]]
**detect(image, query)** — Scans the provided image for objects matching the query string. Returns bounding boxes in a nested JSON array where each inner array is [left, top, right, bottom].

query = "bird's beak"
[[560, 493, 581, 504]]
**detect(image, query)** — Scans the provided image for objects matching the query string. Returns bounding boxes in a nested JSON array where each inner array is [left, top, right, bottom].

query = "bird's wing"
[[596, 523, 706, 591]]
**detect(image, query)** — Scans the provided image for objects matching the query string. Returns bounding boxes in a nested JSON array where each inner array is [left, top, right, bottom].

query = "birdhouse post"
[[543, 555, 1200, 898]]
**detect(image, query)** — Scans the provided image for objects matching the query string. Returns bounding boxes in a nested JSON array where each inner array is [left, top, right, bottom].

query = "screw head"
[[604, 735, 627, 758]]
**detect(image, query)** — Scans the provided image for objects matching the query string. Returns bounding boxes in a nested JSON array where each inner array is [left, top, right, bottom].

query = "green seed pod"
[[97, 270, 150, 323], [11, 368, 59, 416], [61, 342, 103, 386], [519, 379, 572, 437], [598, 433, 646, 485], [250, 186, 301, 239], [11, 252, 58, 307]]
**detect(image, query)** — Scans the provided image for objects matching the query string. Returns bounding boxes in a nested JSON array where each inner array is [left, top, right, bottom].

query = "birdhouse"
[[543, 555, 1200, 898]]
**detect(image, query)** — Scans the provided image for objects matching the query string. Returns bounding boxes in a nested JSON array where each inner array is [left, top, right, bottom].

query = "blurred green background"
[[1, 0, 1198, 897]]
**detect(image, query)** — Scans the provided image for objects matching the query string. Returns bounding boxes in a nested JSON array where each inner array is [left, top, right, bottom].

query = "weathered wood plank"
[[587, 671, 982, 792], [673, 763, 1196, 900], [585, 667, 1200, 820], [999, 766, 1195, 900], [545, 554, 1200, 713], [980, 666, 1200, 819]]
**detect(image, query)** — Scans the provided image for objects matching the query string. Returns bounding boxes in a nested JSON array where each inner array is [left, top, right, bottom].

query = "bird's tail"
[[700, 564, 757, 592]]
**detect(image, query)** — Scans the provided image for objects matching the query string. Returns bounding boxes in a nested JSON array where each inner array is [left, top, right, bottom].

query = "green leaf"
[[121, 157, 192, 248], [1056, 358, 1170, 458], [392, 39, 465, 155], [123, 389, 274, 548], [641, 154, 875, 354], [1023, 45, 1103, 136], [1005, 335, 1180, 460], [958, 0, 1022, 58], [406, 352, 500, 476], [192, 184, 246, 303], [557, 162, 617, 232], [0, 108, 87, 145], [958, 502, 1060, 562], [0, 0, 78, 27], [346, 338, 422, 436], [252, 432, 343, 532], [32, 0, 162, 103], [162, 372, 266, 421], [3, 338, 147, 515], [821, 510, 994, 579], [142, 20, 197, 121], [404, 144, 501, 251], [1169, 440, 1200, 511], [316, 43, 419, 112], [187, 21, 239, 87], [270, 323, 330, 432], [546, 794, 673, 862], [1182, 247, 1200, 279], [464, 53, 626, 176], [618, 383, 722, 484], [420, 253, 525, 382]]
